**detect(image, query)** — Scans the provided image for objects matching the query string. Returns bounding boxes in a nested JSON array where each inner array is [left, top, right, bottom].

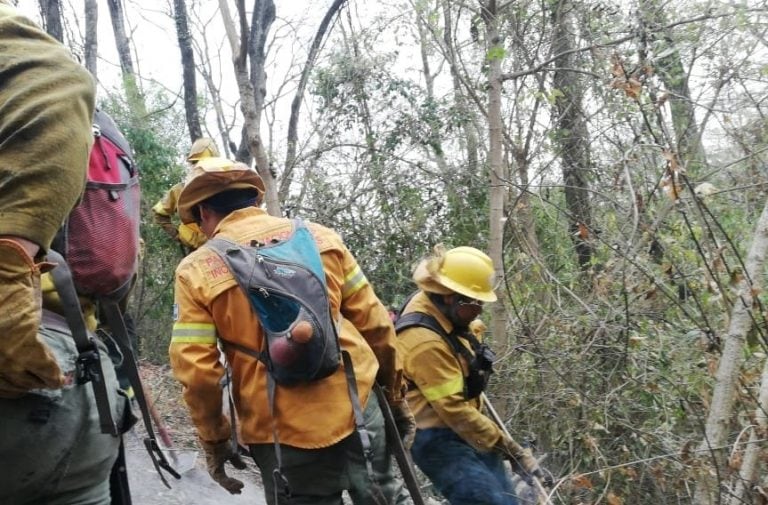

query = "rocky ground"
[[126, 362, 266, 505], [126, 362, 521, 505]]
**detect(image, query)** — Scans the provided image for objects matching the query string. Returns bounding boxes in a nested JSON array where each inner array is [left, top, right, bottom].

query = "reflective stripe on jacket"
[[396, 291, 503, 451], [169, 207, 402, 448]]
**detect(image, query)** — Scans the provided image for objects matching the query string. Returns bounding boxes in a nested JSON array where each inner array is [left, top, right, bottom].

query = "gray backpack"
[[206, 219, 341, 386], [208, 219, 376, 500]]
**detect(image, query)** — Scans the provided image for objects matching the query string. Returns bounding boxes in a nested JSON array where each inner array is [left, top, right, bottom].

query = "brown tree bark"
[[693, 198, 768, 504], [282, 0, 347, 202], [173, 0, 202, 141], [107, 0, 146, 117], [638, 0, 709, 176], [219, 0, 279, 216], [551, 0, 595, 269], [84, 0, 98, 80], [443, 5, 479, 175], [480, 0, 510, 343], [38, 0, 64, 43]]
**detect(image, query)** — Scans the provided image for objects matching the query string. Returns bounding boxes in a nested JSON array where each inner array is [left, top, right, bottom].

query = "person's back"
[[169, 158, 413, 504], [0, 4, 129, 504]]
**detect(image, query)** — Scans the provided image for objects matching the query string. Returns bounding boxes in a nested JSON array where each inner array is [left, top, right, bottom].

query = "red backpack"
[[53, 109, 140, 299]]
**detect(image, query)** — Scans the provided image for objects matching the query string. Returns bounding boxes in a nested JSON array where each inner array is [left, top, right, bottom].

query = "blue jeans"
[[411, 428, 518, 505]]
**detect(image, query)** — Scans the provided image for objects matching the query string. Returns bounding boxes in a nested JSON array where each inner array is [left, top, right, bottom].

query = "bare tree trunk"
[[282, 0, 347, 201], [219, 0, 279, 216], [728, 354, 768, 504], [38, 0, 64, 43], [693, 198, 768, 504], [551, 0, 595, 269], [481, 0, 509, 342], [443, 5, 479, 174], [173, 0, 202, 141], [415, 5, 448, 173], [638, 0, 709, 175], [84, 0, 98, 79], [106, 0, 146, 117]]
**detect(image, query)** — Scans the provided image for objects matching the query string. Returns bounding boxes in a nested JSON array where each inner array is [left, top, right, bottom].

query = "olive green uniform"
[[0, 2, 95, 248], [0, 6, 126, 505]]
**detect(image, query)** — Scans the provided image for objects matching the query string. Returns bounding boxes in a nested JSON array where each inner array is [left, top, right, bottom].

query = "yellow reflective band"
[[171, 336, 218, 345], [171, 322, 217, 345], [421, 375, 464, 402], [342, 266, 368, 298]]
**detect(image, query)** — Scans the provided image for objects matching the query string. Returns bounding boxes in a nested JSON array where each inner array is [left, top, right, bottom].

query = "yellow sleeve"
[[333, 240, 403, 402], [406, 339, 503, 451], [177, 223, 208, 249], [152, 183, 183, 217], [168, 269, 230, 443]]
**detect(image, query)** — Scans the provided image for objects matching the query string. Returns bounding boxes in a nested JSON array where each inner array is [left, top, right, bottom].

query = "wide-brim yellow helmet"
[[187, 137, 220, 162], [413, 246, 498, 302], [177, 157, 265, 224]]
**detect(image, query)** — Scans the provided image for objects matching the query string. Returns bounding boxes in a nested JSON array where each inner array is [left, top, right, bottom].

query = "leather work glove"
[[496, 435, 553, 488], [200, 439, 248, 494], [0, 240, 63, 398], [389, 399, 417, 450]]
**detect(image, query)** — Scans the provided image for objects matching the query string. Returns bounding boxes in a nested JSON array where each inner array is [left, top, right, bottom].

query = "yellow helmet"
[[177, 157, 265, 224], [187, 137, 220, 162], [413, 245, 497, 302]]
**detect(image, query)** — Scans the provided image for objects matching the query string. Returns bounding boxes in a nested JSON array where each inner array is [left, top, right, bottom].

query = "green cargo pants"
[[0, 311, 127, 505], [249, 390, 413, 505]]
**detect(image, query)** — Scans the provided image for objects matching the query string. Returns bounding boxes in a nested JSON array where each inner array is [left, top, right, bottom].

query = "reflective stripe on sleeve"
[[342, 265, 367, 298], [421, 374, 464, 402], [171, 322, 217, 344]]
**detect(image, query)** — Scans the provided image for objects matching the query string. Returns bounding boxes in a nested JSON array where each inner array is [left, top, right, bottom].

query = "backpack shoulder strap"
[[47, 250, 118, 437], [395, 310, 474, 364], [101, 300, 181, 486], [395, 312, 445, 336]]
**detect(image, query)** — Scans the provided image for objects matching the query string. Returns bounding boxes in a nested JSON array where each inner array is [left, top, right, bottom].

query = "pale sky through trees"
[[19, 1, 340, 155]]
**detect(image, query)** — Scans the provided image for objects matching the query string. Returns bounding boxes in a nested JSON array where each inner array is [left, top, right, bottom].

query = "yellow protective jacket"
[[0, 3, 94, 249], [396, 291, 504, 452], [169, 207, 403, 447], [152, 182, 207, 249]]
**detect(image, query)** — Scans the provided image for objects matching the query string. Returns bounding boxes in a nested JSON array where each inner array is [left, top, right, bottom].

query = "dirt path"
[[125, 429, 267, 505], [127, 363, 266, 504]]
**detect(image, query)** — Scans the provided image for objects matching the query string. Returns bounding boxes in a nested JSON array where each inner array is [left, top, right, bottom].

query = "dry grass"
[[138, 360, 200, 450]]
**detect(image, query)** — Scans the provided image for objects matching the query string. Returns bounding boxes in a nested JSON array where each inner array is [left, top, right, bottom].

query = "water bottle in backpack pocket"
[[207, 219, 341, 386]]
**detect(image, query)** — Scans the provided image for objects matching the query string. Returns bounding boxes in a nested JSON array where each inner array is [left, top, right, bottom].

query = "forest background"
[[20, 0, 768, 503]]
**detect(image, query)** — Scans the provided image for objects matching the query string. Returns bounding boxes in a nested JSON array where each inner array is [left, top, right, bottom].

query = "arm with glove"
[[169, 270, 245, 494], [0, 5, 96, 397], [152, 191, 181, 242], [0, 239, 63, 397], [199, 438, 247, 494], [495, 433, 553, 488]]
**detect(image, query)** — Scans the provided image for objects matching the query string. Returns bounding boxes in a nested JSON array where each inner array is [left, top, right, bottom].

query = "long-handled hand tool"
[[142, 379, 198, 475], [481, 392, 554, 505], [374, 384, 426, 505]]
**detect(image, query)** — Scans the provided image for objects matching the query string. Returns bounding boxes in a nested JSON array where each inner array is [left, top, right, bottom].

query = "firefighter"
[[0, 0, 95, 400], [0, 3, 128, 504], [168, 157, 415, 504], [151, 137, 219, 252], [396, 245, 551, 505]]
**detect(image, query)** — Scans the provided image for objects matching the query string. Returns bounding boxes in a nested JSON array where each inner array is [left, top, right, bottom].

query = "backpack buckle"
[[75, 339, 102, 385]]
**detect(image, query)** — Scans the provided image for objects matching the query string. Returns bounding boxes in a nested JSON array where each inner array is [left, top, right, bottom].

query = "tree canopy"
[[31, 0, 768, 502]]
